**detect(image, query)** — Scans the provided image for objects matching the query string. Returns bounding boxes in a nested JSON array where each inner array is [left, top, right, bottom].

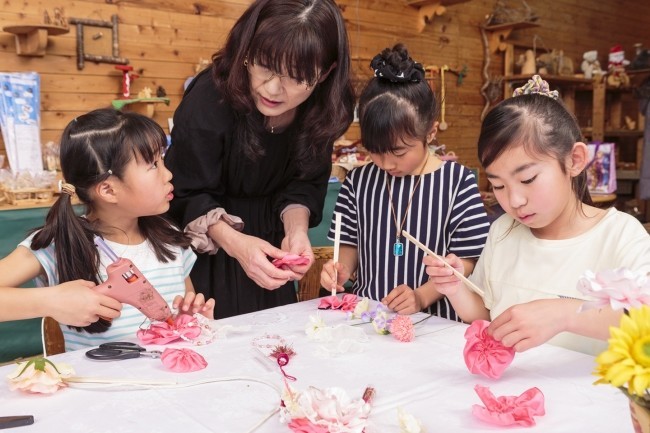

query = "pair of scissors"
[[85, 342, 162, 360]]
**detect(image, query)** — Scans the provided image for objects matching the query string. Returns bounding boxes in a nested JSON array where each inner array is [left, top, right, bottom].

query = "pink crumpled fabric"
[[287, 418, 329, 433], [463, 320, 515, 379], [160, 348, 207, 373], [272, 254, 310, 268], [318, 294, 359, 311], [137, 314, 202, 345], [472, 385, 545, 427]]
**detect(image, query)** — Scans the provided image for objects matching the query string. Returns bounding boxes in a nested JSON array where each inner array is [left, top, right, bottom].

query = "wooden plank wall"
[[0, 0, 649, 188]]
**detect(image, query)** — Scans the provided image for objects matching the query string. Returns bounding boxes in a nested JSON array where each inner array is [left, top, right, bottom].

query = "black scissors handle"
[[85, 348, 142, 360], [98, 342, 145, 351]]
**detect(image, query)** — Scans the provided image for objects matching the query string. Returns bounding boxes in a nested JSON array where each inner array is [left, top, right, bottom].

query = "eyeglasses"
[[245, 59, 316, 91]]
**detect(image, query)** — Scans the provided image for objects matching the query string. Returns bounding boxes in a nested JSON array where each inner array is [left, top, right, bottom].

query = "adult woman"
[[165, 0, 355, 318]]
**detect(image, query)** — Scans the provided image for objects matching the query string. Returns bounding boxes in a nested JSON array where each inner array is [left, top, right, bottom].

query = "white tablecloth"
[[0, 298, 630, 432]]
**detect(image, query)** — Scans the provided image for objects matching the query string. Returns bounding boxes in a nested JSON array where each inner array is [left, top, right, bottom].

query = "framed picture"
[[68, 14, 128, 70]]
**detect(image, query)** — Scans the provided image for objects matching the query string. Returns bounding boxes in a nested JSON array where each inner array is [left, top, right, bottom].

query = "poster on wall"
[[0, 72, 43, 173]]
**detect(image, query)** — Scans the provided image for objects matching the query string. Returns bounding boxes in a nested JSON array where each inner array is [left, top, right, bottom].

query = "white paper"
[[0, 72, 43, 173]]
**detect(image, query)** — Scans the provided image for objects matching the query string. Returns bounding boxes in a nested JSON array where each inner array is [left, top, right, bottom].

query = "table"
[[0, 298, 630, 433]]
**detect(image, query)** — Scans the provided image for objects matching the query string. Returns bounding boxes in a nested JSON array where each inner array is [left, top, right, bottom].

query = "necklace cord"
[[385, 152, 430, 239]]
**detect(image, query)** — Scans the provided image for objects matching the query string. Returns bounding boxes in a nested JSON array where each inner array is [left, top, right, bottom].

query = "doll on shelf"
[[607, 45, 630, 88], [581, 50, 603, 80]]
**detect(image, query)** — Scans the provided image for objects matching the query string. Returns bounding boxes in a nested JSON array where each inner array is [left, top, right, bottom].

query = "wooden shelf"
[[481, 21, 539, 53], [583, 129, 644, 139], [3, 24, 69, 56], [406, 0, 471, 33], [503, 74, 592, 85], [111, 97, 170, 118], [617, 169, 640, 180]]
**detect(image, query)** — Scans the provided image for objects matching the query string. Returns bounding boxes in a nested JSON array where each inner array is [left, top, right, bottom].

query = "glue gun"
[[93, 236, 173, 324]]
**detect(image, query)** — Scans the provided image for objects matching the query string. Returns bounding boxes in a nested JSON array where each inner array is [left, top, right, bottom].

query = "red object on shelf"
[[115, 65, 139, 98]]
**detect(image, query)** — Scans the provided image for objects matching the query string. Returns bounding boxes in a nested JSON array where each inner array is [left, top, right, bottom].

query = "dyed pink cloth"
[[317, 294, 358, 311], [463, 320, 515, 379], [389, 315, 415, 342], [472, 385, 545, 427], [137, 314, 202, 345], [272, 254, 310, 268], [287, 418, 329, 433], [160, 348, 207, 373]]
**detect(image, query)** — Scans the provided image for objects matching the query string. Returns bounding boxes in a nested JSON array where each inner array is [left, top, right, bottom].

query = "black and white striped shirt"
[[328, 161, 490, 321]]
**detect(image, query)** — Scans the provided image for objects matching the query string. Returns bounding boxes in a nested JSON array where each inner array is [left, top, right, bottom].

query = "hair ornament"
[[370, 54, 424, 83], [58, 179, 76, 197], [512, 75, 559, 100], [107, 169, 113, 175]]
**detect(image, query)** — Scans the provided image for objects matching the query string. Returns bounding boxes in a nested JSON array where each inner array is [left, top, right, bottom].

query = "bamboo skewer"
[[401, 230, 485, 297], [332, 212, 342, 297]]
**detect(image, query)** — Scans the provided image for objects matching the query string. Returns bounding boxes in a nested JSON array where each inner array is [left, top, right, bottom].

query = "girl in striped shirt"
[[0, 108, 214, 351], [321, 44, 490, 320]]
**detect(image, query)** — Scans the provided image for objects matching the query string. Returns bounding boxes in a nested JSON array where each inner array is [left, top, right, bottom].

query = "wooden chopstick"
[[332, 212, 342, 297], [402, 230, 485, 297]]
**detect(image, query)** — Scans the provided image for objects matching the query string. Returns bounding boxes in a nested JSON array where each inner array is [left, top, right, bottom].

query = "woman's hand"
[[281, 230, 314, 281], [320, 260, 351, 293], [173, 292, 215, 320], [423, 253, 465, 297], [230, 233, 295, 290], [382, 284, 422, 315], [49, 280, 122, 327]]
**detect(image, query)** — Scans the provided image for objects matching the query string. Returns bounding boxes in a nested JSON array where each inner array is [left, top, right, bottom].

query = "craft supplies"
[[85, 342, 162, 361], [401, 230, 485, 296], [332, 211, 342, 295]]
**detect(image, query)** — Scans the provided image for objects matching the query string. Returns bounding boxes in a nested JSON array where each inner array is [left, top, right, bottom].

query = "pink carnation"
[[389, 315, 415, 342]]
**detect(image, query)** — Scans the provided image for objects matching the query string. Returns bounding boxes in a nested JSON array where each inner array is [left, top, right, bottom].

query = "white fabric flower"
[[398, 407, 425, 433]]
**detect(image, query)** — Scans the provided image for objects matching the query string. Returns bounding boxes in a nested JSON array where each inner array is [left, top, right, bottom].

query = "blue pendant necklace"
[[385, 154, 428, 257]]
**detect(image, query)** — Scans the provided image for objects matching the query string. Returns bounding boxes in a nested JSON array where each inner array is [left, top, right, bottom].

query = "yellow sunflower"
[[595, 305, 650, 398]]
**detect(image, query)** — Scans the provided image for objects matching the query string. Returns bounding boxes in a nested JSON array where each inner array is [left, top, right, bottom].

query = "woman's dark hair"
[[211, 0, 355, 171], [358, 43, 436, 154], [31, 108, 191, 333], [477, 93, 593, 205]]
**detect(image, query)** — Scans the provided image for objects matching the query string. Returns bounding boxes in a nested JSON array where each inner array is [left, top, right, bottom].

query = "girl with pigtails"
[[0, 108, 214, 351]]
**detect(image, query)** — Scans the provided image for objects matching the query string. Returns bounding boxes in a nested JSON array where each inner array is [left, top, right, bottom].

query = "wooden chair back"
[[298, 246, 334, 302], [42, 317, 65, 356]]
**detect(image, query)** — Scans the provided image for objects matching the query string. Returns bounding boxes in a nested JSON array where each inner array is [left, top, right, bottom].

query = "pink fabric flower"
[[318, 294, 359, 312], [160, 348, 207, 372], [463, 320, 515, 379], [389, 315, 415, 342], [472, 385, 545, 427], [273, 254, 310, 268], [577, 268, 650, 311], [137, 314, 202, 345], [287, 418, 329, 433]]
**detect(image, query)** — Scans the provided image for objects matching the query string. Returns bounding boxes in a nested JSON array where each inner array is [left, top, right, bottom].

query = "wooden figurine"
[[516, 49, 536, 75]]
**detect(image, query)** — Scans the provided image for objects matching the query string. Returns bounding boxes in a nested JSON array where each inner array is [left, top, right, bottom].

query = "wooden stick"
[[401, 230, 485, 297], [332, 212, 342, 297]]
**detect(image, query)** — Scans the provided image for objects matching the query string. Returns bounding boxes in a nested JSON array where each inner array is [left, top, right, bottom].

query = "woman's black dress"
[[165, 69, 330, 319]]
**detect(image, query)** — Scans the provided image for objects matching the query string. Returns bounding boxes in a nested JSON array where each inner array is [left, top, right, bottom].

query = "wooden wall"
[[1, 0, 649, 187]]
